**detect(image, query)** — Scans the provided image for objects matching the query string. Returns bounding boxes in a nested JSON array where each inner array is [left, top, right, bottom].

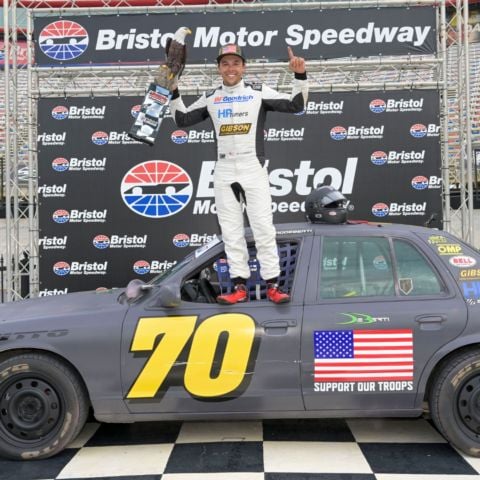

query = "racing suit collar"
[[221, 79, 245, 93]]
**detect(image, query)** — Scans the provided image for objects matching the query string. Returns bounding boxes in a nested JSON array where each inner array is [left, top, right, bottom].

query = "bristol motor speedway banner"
[[37, 90, 441, 294], [33, 7, 436, 66]]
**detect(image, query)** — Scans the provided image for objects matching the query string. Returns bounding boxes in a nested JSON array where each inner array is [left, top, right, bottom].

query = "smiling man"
[[169, 43, 308, 304]]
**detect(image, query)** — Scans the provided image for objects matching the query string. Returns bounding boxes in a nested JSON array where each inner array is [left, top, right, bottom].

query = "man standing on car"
[[169, 44, 308, 304]]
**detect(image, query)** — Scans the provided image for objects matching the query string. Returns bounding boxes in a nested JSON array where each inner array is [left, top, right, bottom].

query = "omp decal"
[[127, 313, 257, 400], [436, 243, 463, 255]]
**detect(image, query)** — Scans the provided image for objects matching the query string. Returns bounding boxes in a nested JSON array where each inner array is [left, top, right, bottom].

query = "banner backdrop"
[[37, 90, 441, 294], [33, 7, 436, 66]]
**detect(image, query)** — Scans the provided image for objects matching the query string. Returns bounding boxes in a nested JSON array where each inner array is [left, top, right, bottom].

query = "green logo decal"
[[338, 313, 376, 325]]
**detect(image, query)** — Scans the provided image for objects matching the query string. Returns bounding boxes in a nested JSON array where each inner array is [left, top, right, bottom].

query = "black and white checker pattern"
[[2, 418, 480, 480]]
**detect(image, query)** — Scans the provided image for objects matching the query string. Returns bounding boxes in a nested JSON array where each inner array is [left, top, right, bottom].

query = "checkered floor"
[[4, 418, 480, 480]]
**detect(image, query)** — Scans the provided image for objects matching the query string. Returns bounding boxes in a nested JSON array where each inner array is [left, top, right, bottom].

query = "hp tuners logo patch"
[[173, 233, 190, 247], [92, 131, 109, 145], [53, 261, 70, 276], [330, 126, 347, 140], [369, 99, 386, 113], [133, 260, 150, 275], [52, 106, 69, 120], [121, 160, 193, 218], [39, 21, 89, 61], [372, 203, 390, 217]]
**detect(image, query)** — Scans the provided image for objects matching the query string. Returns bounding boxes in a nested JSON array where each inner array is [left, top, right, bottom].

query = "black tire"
[[430, 349, 480, 457], [0, 352, 89, 460]]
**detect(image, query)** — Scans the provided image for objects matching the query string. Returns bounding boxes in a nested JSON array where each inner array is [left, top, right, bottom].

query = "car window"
[[393, 239, 444, 296], [319, 236, 395, 299], [181, 241, 299, 303]]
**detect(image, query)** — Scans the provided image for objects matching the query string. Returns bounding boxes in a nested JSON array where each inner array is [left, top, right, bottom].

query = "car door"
[[301, 233, 467, 412], [121, 236, 312, 414]]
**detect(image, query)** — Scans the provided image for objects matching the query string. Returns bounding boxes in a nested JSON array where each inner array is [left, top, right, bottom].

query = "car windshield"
[[147, 253, 195, 285], [147, 236, 222, 285]]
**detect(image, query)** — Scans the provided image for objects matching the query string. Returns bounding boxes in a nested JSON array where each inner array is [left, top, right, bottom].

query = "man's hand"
[[287, 47, 306, 74]]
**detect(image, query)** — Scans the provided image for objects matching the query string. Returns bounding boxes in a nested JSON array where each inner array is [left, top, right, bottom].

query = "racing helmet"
[[305, 185, 349, 224]]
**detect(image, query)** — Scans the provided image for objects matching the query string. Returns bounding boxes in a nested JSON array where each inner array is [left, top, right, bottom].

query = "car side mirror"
[[156, 283, 181, 308], [125, 279, 152, 300]]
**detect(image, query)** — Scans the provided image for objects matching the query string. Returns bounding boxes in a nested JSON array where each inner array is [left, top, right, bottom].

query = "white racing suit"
[[169, 74, 308, 281]]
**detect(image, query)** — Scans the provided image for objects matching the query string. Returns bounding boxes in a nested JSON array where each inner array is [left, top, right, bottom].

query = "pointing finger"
[[287, 46, 295, 59]]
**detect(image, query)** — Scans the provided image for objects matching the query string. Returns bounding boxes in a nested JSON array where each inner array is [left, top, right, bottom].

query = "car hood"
[[0, 289, 126, 324]]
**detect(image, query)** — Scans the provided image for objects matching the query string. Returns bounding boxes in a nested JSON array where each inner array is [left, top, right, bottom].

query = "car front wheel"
[[430, 349, 480, 457], [0, 352, 89, 460]]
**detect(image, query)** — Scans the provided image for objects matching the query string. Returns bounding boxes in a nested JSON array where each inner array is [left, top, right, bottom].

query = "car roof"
[[264, 221, 445, 239]]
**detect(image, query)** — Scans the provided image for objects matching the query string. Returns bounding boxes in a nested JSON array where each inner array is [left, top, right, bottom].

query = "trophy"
[[129, 26, 191, 146]]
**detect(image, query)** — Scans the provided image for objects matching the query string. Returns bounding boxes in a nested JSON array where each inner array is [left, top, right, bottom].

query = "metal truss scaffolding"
[[1, 0, 467, 300], [443, 0, 475, 244]]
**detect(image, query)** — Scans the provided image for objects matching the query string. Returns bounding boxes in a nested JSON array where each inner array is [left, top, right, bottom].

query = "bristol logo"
[[369, 99, 386, 113], [53, 261, 70, 276], [372, 202, 390, 217], [121, 160, 193, 219], [133, 260, 150, 275], [39, 20, 89, 61], [51, 106, 69, 120]]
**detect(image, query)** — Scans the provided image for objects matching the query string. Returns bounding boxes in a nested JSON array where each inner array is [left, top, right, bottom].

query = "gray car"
[[0, 221, 479, 460]]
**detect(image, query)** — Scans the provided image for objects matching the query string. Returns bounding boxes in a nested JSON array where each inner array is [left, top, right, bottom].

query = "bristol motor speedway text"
[[95, 23, 431, 51]]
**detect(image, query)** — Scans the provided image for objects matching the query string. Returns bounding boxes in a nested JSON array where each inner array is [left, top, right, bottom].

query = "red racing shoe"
[[267, 284, 290, 304], [217, 284, 248, 305]]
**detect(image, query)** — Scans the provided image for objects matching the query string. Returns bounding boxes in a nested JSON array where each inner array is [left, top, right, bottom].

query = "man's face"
[[218, 55, 246, 87]]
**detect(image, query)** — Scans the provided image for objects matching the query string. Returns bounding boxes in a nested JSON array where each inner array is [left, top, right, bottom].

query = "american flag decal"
[[314, 329, 413, 382]]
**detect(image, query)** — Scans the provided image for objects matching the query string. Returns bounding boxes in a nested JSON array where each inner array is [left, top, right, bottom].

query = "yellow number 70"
[[127, 313, 257, 399]]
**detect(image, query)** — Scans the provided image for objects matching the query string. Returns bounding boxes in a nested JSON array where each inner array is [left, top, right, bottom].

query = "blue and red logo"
[[370, 151, 388, 166], [410, 123, 427, 138], [131, 105, 141, 118], [372, 203, 389, 217], [369, 99, 386, 113], [330, 126, 347, 140], [53, 261, 70, 276], [411, 175, 429, 190], [52, 157, 70, 172], [39, 21, 89, 61], [173, 233, 190, 247], [121, 160, 193, 218], [213, 258, 229, 274], [93, 234, 110, 249], [133, 260, 150, 275], [171, 130, 188, 144], [52, 209, 70, 224], [92, 131, 109, 145], [51, 106, 69, 120]]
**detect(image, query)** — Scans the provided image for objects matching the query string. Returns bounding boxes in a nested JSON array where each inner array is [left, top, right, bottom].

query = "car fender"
[[415, 332, 480, 405], [0, 318, 129, 418]]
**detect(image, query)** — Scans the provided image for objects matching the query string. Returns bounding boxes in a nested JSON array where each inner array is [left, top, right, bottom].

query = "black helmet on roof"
[[305, 185, 349, 224]]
